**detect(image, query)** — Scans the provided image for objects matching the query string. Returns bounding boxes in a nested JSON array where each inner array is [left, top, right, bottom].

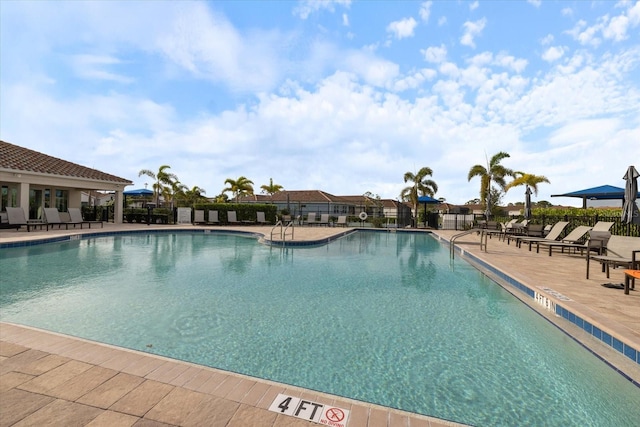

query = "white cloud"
[[421, 44, 447, 63], [419, 1, 432, 22], [527, 0, 541, 8], [70, 54, 134, 84], [469, 1, 479, 11], [342, 13, 349, 26], [566, 2, 640, 45], [561, 7, 573, 17], [438, 16, 447, 26], [541, 46, 566, 62], [386, 17, 418, 39], [540, 34, 554, 45], [460, 18, 487, 48], [293, 0, 351, 20]]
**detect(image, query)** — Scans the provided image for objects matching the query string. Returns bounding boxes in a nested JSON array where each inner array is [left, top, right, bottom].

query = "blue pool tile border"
[[442, 234, 640, 386]]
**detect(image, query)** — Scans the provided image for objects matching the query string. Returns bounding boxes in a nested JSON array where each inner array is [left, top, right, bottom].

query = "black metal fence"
[[477, 214, 639, 237]]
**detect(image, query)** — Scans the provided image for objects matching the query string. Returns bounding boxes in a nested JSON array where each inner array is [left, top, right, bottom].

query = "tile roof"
[[0, 140, 132, 184], [239, 190, 350, 203]]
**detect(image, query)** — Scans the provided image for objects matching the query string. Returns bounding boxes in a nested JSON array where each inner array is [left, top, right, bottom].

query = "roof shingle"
[[0, 140, 132, 184]]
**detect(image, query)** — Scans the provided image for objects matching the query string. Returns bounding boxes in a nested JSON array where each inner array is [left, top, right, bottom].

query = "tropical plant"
[[138, 165, 178, 207], [175, 185, 207, 207], [505, 172, 550, 196], [260, 178, 284, 195], [400, 167, 438, 219], [467, 151, 515, 215], [223, 176, 254, 202]]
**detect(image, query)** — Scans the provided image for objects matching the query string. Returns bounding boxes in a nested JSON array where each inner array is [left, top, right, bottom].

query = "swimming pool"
[[1, 231, 639, 426]]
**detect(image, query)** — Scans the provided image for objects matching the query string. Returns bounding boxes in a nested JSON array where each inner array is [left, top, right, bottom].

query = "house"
[[0, 140, 132, 223]]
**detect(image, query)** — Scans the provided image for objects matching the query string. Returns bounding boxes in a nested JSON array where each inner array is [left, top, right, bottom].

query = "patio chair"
[[306, 213, 317, 226], [43, 208, 73, 229], [256, 211, 268, 225], [68, 208, 103, 228], [318, 214, 330, 226], [5, 207, 48, 231], [336, 215, 347, 227], [207, 210, 219, 224], [193, 209, 206, 225], [534, 226, 603, 256], [513, 221, 570, 250], [586, 235, 640, 279], [591, 221, 615, 232], [227, 211, 240, 225]]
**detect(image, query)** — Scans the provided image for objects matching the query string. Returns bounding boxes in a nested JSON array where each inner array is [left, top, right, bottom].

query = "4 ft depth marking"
[[268, 393, 350, 426]]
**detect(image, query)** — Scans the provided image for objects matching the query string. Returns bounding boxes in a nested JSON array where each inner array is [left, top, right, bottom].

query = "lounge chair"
[[256, 211, 268, 225], [227, 211, 240, 225], [336, 215, 347, 227], [68, 208, 103, 228], [513, 221, 570, 250], [586, 235, 640, 279], [318, 214, 330, 226], [306, 213, 317, 226], [535, 227, 608, 256], [193, 209, 206, 225], [591, 221, 614, 232], [207, 210, 219, 225], [5, 207, 48, 231], [43, 208, 73, 229]]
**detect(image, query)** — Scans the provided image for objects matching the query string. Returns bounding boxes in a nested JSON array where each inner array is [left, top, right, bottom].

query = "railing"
[[270, 220, 283, 242]]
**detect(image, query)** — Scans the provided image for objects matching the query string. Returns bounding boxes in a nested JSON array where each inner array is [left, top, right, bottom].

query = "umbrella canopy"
[[524, 186, 532, 220], [550, 184, 635, 208], [417, 195, 439, 203], [123, 188, 154, 196], [622, 165, 640, 226]]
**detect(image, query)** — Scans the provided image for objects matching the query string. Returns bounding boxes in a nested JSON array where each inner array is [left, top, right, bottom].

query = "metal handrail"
[[450, 228, 487, 259], [283, 218, 295, 242], [270, 220, 283, 242]]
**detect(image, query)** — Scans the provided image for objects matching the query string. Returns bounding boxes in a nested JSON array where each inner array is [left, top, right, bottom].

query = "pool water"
[[1, 231, 639, 426]]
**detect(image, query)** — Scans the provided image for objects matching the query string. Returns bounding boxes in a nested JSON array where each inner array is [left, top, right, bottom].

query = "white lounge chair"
[[207, 210, 219, 224], [5, 207, 48, 231], [68, 208, 103, 228], [43, 208, 72, 229], [514, 221, 570, 250], [586, 235, 640, 279], [306, 213, 317, 226], [336, 216, 347, 227], [318, 214, 330, 226], [256, 211, 268, 225], [227, 211, 239, 225], [193, 209, 206, 225]]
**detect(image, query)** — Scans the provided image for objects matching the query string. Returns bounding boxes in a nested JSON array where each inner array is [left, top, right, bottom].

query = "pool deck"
[[1, 223, 639, 426]]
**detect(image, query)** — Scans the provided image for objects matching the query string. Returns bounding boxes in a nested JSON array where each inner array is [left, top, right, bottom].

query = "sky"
[[1, 0, 639, 207]]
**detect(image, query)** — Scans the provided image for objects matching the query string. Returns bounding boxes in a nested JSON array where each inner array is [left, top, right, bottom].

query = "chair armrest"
[[633, 250, 640, 269]]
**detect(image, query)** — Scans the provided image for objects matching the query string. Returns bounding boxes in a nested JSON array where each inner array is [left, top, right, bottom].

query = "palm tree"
[[467, 152, 515, 217], [260, 178, 283, 195], [175, 185, 207, 207], [223, 176, 254, 202], [138, 165, 178, 207], [400, 167, 438, 220], [505, 172, 550, 196]]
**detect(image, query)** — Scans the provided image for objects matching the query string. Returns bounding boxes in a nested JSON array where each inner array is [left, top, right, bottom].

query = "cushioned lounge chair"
[[586, 235, 640, 279], [336, 215, 347, 227], [513, 221, 570, 250], [5, 207, 48, 231], [68, 208, 103, 229]]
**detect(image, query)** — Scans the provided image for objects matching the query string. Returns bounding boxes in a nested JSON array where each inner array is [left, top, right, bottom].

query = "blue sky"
[[1, 0, 639, 207]]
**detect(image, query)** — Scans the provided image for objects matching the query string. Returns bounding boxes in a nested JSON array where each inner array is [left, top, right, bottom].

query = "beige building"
[[0, 141, 132, 223]]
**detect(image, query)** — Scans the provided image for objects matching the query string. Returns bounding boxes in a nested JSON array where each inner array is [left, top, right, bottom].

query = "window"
[[55, 189, 68, 212]]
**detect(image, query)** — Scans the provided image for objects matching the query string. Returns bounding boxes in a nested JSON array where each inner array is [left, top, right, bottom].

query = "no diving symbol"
[[325, 407, 345, 422]]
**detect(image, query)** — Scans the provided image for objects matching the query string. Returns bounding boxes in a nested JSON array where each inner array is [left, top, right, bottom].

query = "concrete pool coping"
[[1, 223, 639, 426]]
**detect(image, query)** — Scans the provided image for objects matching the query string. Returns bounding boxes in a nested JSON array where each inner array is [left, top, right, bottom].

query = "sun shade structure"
[[551, 185, 638, 208], [123, 188, 154, 196]]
